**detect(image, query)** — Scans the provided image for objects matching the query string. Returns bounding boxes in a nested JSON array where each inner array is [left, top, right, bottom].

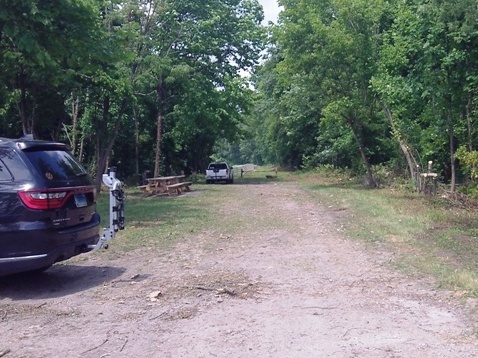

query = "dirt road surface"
[[2, 180, 478, 357]]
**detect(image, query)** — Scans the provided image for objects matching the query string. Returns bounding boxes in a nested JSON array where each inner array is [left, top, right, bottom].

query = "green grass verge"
[[294, 169, 478, 296], [95, 169, 285, 254], [96, 186, 214, 253]]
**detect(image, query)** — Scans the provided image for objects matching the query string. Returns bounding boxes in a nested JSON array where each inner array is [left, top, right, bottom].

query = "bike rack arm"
[[88, 167, 125, 251]]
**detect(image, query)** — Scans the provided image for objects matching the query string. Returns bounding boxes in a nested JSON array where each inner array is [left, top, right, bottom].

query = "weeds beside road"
[[295, 170, 478, 297]]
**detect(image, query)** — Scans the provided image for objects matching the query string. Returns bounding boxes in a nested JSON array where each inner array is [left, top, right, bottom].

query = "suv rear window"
[[23, 150, 88, 182], [208, 163, 227, 170], [0, 159, 13, 181]]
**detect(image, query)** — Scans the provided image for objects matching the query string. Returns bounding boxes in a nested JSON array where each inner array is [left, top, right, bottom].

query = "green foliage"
[[0, 0, 107, 137], [0, 0, 266, 183], [187, 172, 205, 184], [113, 0, 265, 175], [455, 146, 478, 180], [4, 0, 478, 193], [372, 0, 478, 185], [249, 0, 478, 189], [456, 182, 478, 199], [252, 0, 392, 182]]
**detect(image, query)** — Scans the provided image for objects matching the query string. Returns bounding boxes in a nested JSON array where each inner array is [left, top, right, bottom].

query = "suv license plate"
[[74, 194, 87, 207]]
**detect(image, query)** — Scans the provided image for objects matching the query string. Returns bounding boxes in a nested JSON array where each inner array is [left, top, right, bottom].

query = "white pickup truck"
[[205, 162, 234, 184]]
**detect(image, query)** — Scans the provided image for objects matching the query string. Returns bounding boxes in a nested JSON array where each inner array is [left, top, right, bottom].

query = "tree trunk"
[[347, 117, 376, 188], [71, 97, 80, 155], [383, 106, 417, 180], [134, 107, 140, 181], [154, 78, 164, 178], [79, 136, 85, 162], [94, 97, 127, 191], [449, 122, 456, 192], [466, 98, 472, 151], [17, 69, 35, 137], [154, 112, 163, 177]]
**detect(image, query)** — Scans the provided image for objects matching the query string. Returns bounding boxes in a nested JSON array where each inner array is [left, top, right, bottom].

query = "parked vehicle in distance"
[[205, 162, 234, 184], [0, 137, 101, 276]]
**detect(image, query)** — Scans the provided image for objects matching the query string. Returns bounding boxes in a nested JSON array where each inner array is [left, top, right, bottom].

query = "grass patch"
[[295, 170, 478, 294], [96, 187, 214, 253], [95, 169, 288, 255]]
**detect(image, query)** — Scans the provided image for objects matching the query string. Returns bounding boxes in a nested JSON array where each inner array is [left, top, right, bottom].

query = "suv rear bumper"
[[0, 213, 101, 276], [206, 176, 233, 182]]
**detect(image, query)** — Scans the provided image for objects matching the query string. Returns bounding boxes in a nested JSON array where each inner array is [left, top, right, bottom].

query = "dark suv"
[[0, 137, 101, 276]]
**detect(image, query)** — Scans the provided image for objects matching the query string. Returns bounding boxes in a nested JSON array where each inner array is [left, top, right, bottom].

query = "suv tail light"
[[18, 187, 96, 210]]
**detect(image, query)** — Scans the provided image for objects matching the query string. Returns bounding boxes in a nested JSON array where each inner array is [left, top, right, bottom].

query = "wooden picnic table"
[[137, 175, 191, 195]]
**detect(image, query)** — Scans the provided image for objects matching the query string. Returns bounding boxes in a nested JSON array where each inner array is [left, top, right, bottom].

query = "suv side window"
[[0, 158, 13, 181]]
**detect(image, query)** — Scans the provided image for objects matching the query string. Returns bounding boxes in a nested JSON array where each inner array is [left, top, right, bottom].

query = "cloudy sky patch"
[[257, 0, 281, 24]]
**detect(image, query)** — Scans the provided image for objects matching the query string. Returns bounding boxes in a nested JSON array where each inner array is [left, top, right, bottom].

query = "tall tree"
[[274, 0, 390, 185], [122, 0, 265, 176], [373, 0, 478, 189], [0, 0, 104, 138]]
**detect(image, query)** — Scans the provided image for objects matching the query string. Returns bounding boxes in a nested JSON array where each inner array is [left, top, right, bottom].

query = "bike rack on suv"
[[89, 166, 125, 251]]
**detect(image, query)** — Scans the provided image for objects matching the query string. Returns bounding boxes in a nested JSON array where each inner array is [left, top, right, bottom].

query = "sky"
[[257, 0, 281, 24]]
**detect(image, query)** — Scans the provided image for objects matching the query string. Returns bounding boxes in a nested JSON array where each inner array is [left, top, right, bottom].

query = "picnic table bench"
[[137, 175, 192, 196], [167, 181, 192, 195]]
